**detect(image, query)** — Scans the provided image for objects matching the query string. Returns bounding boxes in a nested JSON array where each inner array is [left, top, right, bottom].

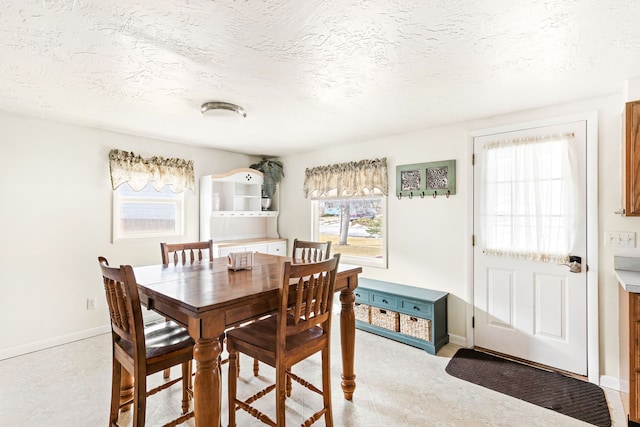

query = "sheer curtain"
[[480, 133, 578, 263]]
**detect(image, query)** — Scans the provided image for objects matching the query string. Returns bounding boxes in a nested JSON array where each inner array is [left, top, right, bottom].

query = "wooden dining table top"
[[134, 252, 362, 324]]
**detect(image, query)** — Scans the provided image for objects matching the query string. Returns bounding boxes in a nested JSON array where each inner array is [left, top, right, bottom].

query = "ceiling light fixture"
[[200, 101, 247, 118]]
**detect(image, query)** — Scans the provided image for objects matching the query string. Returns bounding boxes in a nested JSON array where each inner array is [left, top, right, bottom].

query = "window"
[[311, 196, 386, 268], [481, 133, 577, 263], [112, 182, 184, 240], [304, 157, 388, 267]]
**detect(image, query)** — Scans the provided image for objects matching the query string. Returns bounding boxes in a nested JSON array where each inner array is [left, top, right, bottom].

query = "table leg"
[[192, 337, 222, 426], [339, 287, 357, 400], [120, 366, 133, 412]]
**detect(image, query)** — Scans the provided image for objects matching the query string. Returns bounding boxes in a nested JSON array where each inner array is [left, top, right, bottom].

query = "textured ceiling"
[[1, 1, 640, 156]]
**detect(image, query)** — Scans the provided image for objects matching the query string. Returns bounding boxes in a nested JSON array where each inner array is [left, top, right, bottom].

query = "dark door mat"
[[445, 348, 611, 426]]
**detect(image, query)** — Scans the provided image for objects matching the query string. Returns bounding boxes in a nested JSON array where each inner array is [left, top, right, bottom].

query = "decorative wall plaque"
[[396, 160, 456, 198]]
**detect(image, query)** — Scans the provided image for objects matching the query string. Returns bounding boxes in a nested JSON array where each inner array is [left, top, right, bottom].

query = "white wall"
[[279, 125, 471, 339], [279, 92, 633, 383], [0, 112, 254, 359], [3, 89, 638, 384]]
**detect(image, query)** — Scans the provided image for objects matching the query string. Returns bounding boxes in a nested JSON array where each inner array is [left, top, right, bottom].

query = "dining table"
[[130, 252, 362, 426]]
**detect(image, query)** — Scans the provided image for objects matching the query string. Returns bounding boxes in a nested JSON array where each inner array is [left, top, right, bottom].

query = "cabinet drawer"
[[354, 303, 371, 323], [399, 313, 432, 342], [354, 289, 370, 303], [371, 293, 397, 310], [267, 242, 286, 255], [244, 243, 268, 254], [371, 307, 399, 331], [219, 246, 244, 257], [400, 299, 433, 318]]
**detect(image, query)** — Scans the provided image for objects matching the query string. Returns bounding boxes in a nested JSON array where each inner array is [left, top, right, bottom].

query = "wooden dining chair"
[[292, 238, 331, 262], [98, 257, 194, 427], [226, 254, 341, 427], [249, 238, 333, 378], [160, 240, 213, 378], [160, 239, 213, 265]]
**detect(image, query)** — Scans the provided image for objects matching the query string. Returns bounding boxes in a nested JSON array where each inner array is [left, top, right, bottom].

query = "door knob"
[[561, 255, 582, 273]]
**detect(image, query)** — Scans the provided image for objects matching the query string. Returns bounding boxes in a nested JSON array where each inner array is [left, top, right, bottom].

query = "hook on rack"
[[397, 190, 451, 199]]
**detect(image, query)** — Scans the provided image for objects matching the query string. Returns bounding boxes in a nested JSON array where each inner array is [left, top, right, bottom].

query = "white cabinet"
[[266, 241, 286, 256], [200, 168, 263, 216], [219, 244, 265, 258], [218, 241, 286, 258], [200, 168, 286, 257]]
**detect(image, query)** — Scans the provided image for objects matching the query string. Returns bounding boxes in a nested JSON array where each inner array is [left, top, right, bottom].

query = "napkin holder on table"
[[227, 251, 254, 271]]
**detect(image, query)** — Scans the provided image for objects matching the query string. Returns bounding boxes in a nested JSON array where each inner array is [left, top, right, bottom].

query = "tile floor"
[[0, 327, 626, 427]]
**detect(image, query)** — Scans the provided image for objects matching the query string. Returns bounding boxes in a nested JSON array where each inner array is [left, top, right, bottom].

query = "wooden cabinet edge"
[[619, 286, 640, 423], [625, 101, 640, 216]]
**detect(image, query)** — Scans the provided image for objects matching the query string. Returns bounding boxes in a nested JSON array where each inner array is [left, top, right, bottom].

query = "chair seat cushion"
[[119, 321, 194, 359], [226, 315, 325, 355]]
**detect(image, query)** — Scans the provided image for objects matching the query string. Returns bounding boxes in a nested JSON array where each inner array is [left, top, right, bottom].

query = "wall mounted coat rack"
[[396, 160, 456, 199]]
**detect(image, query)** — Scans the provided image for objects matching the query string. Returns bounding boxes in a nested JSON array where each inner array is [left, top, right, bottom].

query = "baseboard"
[[0, 311, 169, 361], [448, 333, 466, 347], [1, 317, 466, 361], [0, 324, 111, 361], [600, 374, 621, 391]]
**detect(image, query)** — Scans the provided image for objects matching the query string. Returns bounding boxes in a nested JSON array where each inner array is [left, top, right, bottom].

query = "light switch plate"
[[605, 231, 636, 247]]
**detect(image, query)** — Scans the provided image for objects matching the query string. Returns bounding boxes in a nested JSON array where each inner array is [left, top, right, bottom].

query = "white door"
[[473, 121, 588, 375]]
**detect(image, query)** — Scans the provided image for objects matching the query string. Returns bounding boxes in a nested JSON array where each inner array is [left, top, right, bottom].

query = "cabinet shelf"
[[210, 211, 278, 218], [200, 168, 283, 255]]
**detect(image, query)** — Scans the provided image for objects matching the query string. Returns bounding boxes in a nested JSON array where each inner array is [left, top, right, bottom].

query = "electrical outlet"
[[605, 231, 636, 247], [86, 298, 96, 310]]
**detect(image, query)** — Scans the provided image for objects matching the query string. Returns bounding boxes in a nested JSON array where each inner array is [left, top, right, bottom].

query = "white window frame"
[[112, 183, 184, 242], [311, 196, 387, 268]]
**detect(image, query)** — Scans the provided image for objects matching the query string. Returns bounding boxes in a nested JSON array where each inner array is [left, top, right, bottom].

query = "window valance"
[[108, 149, 195, 193], [303, 157, 388, 198]]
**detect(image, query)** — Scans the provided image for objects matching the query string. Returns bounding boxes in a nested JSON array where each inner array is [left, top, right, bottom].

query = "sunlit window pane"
[[113, 182, 183, 240], [312, 197, 386, 268], [481, 134, 575, 262]]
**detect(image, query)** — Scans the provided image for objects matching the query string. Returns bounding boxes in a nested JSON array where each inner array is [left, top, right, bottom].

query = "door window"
[[480, 133, 578, 263]]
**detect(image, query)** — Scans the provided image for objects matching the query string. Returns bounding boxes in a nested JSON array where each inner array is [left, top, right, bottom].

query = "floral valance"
[[108, 149, 195, 193], [303, 158, 388, 198]]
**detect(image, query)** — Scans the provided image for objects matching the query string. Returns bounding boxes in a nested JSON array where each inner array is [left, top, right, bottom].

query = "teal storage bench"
[[355, 278, 448, 354]]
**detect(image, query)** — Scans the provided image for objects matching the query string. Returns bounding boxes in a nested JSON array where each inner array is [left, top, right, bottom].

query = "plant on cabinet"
[[249, 157, 284, 210]]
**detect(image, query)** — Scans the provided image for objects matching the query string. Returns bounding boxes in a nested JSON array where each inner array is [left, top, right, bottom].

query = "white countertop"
[[615, 256, 640, 293], [615, 269, 640, 293], [214, 237, 286, 248]]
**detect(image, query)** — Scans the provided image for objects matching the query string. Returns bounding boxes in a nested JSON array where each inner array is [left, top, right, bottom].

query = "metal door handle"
[[561, 255, 582, 273]]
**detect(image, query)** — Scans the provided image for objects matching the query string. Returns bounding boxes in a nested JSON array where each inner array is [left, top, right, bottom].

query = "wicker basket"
[[399, 313, 432, 341], [354, 303, 371, 323], [371, 308, 399, 332]]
